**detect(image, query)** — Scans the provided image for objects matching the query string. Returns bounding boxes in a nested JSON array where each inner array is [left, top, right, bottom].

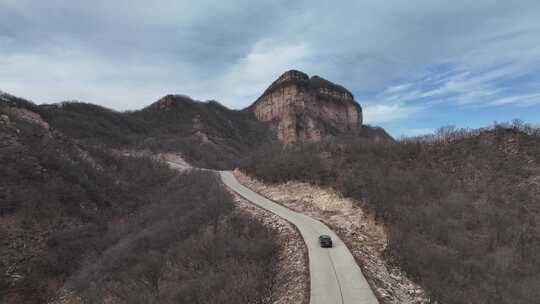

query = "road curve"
[[220, 171, 379, 304]]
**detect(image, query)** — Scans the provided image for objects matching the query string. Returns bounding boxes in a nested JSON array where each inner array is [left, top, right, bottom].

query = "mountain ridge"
[[0, 70, 388, 167]]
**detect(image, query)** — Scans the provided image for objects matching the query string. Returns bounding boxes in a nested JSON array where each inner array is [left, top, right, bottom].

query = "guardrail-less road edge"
[[220, 171, 379, 304]]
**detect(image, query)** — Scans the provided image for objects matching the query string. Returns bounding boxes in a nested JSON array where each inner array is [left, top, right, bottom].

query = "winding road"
[[220, 171, 379, 304]]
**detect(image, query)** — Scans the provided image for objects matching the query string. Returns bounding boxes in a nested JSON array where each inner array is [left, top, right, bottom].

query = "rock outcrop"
[[250, 70, 362, 143]]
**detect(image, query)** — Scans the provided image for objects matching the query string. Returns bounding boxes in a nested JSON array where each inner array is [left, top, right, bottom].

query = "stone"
[[7, 108, 50, 130], [250, 70, 362, 143], [192, 114, 209, 142], [0, 114, 9, 124]]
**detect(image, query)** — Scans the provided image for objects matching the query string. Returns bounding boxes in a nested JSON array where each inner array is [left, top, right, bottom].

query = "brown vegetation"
[[240, 121, 540, 304], [1, 101, 279, 304], [34, 94, 272, 169], [234, 170, 428, 304]]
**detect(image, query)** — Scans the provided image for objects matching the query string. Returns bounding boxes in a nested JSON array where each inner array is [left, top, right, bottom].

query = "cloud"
[[206, 39, 313, 106], [0, 0, 539, 118], [398, 128, 436, 137], [376, 62, 540, 111], [489, 93, 540, 106], [363, 103, 425, 124], [0, 47, 190, 109]]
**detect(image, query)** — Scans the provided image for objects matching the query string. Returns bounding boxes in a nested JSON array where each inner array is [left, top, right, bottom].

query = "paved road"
[[220, 171, 379, 304]]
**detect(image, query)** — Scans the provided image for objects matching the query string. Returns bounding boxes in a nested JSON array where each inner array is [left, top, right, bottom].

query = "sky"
[[1, 0, 540, 137]]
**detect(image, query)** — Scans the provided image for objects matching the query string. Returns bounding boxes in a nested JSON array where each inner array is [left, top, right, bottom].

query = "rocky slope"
[[249, 70, 362, 143]]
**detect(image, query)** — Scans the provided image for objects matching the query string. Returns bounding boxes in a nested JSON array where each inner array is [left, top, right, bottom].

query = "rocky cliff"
[[250, 70, 362, 143]]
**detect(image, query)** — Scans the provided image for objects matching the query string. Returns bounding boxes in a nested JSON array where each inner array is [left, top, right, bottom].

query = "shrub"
[[1, 104, 278, 303], [241, 122, 540, 304]]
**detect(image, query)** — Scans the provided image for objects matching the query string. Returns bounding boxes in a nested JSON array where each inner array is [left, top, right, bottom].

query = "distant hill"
[[131, 94, 273, 168], [16, 94, 273, 169]]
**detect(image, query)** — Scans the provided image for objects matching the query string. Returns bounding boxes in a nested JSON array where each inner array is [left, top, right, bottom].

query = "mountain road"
[[219, 171, 379, 304]]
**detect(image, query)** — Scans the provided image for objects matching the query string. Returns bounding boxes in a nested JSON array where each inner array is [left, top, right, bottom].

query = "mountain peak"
[[148, 94, 198, 110], [259, 71, 354, 103], [277, 70, 309, 82], [252, 71, 362, 143]]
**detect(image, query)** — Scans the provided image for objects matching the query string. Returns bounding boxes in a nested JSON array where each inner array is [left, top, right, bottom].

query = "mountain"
[[0, 70, 389, 169], [132, 94, 272, 167], [32, 94, 273, 169], [0, 94, 278, 304], [240, 123, 540, 304], [249, 70, 363, 143]]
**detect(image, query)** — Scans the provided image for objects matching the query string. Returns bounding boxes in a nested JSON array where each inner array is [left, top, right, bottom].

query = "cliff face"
[[251, 70, 362, 143]]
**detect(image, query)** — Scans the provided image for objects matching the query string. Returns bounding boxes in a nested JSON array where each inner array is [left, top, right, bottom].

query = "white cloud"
[[383, 83, 413, 94], [1, 0, 540, 116], [489, 93, 540, 106], [368, 60, 540, 122], [0, 50, 193, 109], [398, 128, 435, 137], [363, 103, 424, 124], [203, 39, 313, 107]]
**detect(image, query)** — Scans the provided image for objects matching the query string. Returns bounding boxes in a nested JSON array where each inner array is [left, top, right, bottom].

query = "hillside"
[[1, 85, 393, 303], [131, 94, 272, 168], [15, 94, 273, 169], [240, 122, 540, 304], [0, 100, 279, 303]]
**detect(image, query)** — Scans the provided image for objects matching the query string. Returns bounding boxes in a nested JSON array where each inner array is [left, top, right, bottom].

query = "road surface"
[[220, 171, 379, 304]]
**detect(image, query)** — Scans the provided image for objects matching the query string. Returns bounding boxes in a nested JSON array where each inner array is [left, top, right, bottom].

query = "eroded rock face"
[[251, 70, 362, 143]]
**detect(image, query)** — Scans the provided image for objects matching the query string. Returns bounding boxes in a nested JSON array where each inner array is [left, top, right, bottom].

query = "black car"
[[319, 235, 333, 248]]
